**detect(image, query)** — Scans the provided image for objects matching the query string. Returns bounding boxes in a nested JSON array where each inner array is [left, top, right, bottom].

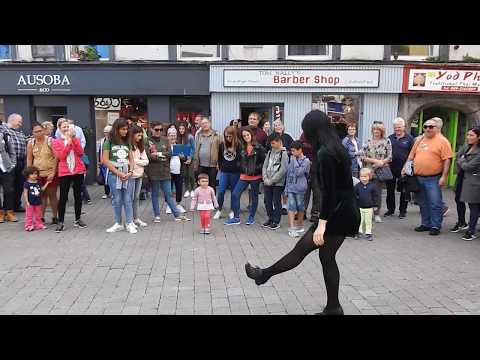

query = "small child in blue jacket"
[[354, 168, 379, 241]]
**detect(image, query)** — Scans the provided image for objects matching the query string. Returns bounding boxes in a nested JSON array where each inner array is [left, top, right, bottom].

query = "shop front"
[[0, 63, 209, 182], [210, 63, 403, 142], [398, 64, 480, 186]]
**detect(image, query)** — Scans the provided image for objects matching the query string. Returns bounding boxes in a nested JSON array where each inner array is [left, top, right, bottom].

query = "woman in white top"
[[166, 127, 186, 214], [129, 125, 149, 227]]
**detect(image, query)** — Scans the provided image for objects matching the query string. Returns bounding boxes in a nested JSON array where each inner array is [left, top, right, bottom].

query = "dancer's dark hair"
[[301, 110, 349, 167]]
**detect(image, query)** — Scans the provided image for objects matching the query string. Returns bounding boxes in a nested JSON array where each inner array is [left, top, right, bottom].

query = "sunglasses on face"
[[423, 125, 436, 129], [153, 128, 163, 132]]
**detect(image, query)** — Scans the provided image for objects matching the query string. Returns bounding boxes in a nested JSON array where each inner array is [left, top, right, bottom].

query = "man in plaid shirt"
[[0, 114, 27, 212]]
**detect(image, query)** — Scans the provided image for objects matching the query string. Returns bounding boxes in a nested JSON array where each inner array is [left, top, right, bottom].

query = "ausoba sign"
[[223, 69, 380, 88]]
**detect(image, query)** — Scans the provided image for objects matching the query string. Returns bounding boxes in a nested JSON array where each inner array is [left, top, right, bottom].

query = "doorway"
[[34, 106, 67, 127], [413, 107, 472, 187], [240, 103, 284, 128]]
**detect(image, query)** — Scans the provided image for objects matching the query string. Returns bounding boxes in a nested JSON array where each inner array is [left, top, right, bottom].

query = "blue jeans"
[[217, 171, 240, 211], [416, 175, 443, 230], [150, 179, 180, 218], [231, 179, 261, 219], [107, 173, 134, 225]]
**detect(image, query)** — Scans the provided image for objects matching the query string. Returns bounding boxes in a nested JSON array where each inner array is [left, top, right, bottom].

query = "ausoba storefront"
[[0, 62, 209, 182], [210, 63, 403, 142]]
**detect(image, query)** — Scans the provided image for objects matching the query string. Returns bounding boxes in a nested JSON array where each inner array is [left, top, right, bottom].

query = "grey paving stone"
[[0, 186, 478, 315]]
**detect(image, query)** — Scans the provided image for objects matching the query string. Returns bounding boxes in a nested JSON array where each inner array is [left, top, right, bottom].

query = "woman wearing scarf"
[[52, 118, 87, 233]]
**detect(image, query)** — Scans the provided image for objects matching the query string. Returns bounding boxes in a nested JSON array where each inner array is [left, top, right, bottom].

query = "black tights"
[[58, 174, 83, 223], [262, 225, 345, 310]]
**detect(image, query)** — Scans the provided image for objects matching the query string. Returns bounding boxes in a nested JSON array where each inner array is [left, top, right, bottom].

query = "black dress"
[[315, 146, 361, 236]]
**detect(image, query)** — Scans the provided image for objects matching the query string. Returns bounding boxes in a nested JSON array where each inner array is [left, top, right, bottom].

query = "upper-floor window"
[[178, 45, 221, 60], [69, 45, 110, 60], [0, 45, 12, 60], [391, 45, 439, 60], [286, 45, 331, 60], [31, 45, 57, 60]]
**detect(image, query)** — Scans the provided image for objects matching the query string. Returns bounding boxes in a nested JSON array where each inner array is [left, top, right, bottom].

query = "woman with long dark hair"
[[245, 110, 360, 315], [456, 127, 480, 241], [102, 117, 136, 234], [177, 122, 196, 198], [224, 126, 265, 226], [130, 125, 149, 228], [214, 125, 242, 220]]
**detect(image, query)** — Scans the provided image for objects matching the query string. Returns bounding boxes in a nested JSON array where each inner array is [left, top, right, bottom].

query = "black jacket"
[[312, 146, 361, 236], [239, 144, 265, 177], [218, 142, 241, 173], [354, 182, 379, 209]]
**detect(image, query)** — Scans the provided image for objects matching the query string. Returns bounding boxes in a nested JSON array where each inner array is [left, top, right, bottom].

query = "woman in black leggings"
[[52, 118, 87, 233], [245, 110, 360, 315]]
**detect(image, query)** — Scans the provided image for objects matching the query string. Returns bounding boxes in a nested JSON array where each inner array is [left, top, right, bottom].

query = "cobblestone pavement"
[[0, 185, 479, 315]]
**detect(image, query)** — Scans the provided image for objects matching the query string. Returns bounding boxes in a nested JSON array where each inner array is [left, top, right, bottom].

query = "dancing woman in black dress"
[[245, 110, 361, 315]]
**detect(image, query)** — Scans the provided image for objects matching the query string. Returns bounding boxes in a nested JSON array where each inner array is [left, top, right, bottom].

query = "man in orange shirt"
[[404, 118, 453, 235]]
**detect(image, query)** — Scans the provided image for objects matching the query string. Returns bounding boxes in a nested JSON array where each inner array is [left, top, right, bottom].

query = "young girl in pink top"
[[190, 173, 219, 234]]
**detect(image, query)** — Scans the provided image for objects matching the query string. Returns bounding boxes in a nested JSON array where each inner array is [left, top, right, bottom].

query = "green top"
[[103, 140, 131, 164]]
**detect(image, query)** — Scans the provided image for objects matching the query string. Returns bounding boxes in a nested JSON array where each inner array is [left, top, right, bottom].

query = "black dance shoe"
[[315, 306, 344, 315], [245, 263, 268, 286]]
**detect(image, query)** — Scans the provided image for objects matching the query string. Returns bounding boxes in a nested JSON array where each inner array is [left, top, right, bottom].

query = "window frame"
[[0, 45, 14, 61], [177, 45, 222, 61], [286, 45, 332, 60], [31, 45, 57, 60], [391, 45, 439, 61], [66, 45, 111, 61]]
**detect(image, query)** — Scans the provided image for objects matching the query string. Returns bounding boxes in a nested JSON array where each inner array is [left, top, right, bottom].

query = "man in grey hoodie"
[[262, 133, 289, 230]]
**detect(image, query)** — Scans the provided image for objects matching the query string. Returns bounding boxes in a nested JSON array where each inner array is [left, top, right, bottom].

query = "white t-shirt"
[[170, 145, 181, 174]]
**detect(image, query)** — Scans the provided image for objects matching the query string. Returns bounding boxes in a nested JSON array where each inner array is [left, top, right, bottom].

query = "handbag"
[[96, 165, 106, 186], [405, 175, 420, 193], [374, 165, 393, 181]]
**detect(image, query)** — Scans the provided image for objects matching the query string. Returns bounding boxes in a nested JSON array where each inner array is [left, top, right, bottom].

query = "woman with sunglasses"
[[214, 126, 242, 220], [145, 121, 190, 223]]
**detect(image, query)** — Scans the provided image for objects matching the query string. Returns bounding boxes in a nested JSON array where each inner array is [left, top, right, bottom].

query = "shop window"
[[94, 97, 147, 142], [240, 103, 284, 128], [70, 45, 110, 60], [31, 45, 56, 60], [287, 45, 330, 59], [0, 98, 5, 123], [0, 45, 12, 60], [178, 45, 221, 60], [391, 45, 438, 60], [312, 94, 361, 138]]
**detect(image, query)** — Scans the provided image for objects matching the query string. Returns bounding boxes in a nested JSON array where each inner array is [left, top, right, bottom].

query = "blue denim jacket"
[[342, 136, 361, 174]]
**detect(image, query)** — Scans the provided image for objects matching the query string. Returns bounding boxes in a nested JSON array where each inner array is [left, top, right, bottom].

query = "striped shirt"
[[0, 124, 27, 160]]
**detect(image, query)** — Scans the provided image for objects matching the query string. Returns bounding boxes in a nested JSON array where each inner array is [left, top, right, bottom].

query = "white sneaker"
[[166, 206, 172, 214], [132, 222, 138, 229], [288, 230, 299, 238], [183, 191, 190, 198], [213, 210, 222, 220], [229, 210, 234, 219], [294, 227, 305, 233], [102, 194, 108, 199], [106, 223, 124, 233], [374, 215, 382, 223], [177, 204, 186, 214], [154, 216, 161, 223], [134, 218, 148, 227], [175, 215, 191, 222], [126, 222, 138, 234]]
